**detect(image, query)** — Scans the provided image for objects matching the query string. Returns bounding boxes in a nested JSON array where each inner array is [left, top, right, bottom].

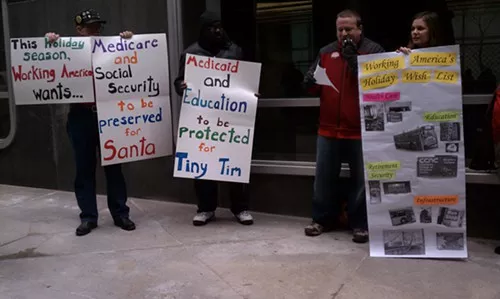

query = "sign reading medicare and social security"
[[174, 54, 261, 183], [10, 37, 94, 105], [357, 45, 466, 259], [92, 34, 173, 166]]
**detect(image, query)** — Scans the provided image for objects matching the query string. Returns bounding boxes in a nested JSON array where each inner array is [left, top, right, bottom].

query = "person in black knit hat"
[[174, 10, 254, 226]]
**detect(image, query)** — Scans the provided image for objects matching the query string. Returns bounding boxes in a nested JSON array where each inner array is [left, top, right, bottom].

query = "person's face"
[[336, 17, 362, 43], [76, 22, 103, 36], [207, 21, 224, 41], [411, 18, 430, 47]]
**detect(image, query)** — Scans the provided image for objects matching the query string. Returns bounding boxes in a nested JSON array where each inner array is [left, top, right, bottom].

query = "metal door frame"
[[0, 0, 16, 149], [166, 0, 183, 145]]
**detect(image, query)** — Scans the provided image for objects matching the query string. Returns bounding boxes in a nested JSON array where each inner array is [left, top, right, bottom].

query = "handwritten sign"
[[358, 45, 467, 259], [10, 37, 94, 105], [174, 54, 261, 183], [92, 34, 173, 166]]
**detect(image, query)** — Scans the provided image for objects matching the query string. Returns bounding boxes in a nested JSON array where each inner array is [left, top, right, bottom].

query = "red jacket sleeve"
[[491, 87, 500, 143]]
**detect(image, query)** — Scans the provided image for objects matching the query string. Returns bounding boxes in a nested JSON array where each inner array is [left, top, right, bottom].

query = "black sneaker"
[[495, 246, 500, 254], [76, 221, 98, 236], [113, 217, 136, 231]]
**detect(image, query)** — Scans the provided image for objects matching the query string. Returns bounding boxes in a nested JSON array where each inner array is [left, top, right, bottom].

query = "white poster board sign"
[[10, 37, 94, 105], [92, 34, 173, 166], [174, 54, 261, 183], [357, 45, 467, 259]]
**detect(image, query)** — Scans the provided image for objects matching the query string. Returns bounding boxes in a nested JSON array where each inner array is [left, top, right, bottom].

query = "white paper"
[[10, 36, 94, 105], [174, 54, 262, 183], [313, 63, 339, 92], [92, 34, 173, 166], [357, 45, 467, 259]]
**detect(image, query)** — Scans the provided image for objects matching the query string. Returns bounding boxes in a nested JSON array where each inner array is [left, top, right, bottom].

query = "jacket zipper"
[[337, 61, 347, 128]]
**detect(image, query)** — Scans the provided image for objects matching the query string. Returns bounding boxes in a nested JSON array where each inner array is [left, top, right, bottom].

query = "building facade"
[[1, 0, 500, 238]]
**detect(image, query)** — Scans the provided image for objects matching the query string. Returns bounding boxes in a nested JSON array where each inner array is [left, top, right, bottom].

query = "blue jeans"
[[67, 105, 130, 223], [312, 136, 367, 230]]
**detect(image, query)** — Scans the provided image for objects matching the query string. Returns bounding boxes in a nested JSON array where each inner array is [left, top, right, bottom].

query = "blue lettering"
[[175, 152, 208, 179], [183, 88, 192, 104], [219, 157, 242, 177], [92, 38, 106, 53], [175, 152, 188, 171], [99, 120, 107, 134], [93, 38, 159, 53], [219, 158, 229, 175], [183, 88, 248, 114], [97, 107, 164, 133]]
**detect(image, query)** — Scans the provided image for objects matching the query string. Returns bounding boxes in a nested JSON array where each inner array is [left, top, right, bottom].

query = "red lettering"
[[102, 138, 156, 161], [186, 55, 198, 66], [11, 65, 23, 82], [61, 64, 93, 78], [186, 56, 240, 73], [103, 140, 117, 161]]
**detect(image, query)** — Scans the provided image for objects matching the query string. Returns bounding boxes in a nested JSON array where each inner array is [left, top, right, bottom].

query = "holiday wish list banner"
[[357, 45, 466, 259], [174, 54, 261, 183], [92, 34, 173, 166], [10, 37, 94, 105]]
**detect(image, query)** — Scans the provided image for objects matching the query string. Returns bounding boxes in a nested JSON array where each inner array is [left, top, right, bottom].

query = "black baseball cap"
[[74, 9, 106, 26]]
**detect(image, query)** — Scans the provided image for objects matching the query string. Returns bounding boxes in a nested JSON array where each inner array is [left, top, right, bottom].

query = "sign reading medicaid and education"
[[174, 54, 262, 183], [10, 36, 94, 105], [357, 45, 467, 259], [92, 34, 173, 166]]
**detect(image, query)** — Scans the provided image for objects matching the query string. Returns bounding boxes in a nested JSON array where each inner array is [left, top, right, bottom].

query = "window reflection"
[[253, 107, 318, 161], [256, 1, 312, 98], [0, 3, 9, 139], [452, 5, 500, 95], [0, 6, 7, 92]]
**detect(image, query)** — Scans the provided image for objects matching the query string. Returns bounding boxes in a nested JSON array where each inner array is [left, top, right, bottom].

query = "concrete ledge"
[[251, 160, 500, 185]]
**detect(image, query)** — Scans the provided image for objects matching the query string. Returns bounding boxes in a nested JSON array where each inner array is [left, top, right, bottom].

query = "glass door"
[[0, 0, 16, 148]]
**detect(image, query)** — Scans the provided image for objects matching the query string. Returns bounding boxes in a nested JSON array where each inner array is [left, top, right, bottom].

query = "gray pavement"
[[0, 184, 499, 299]]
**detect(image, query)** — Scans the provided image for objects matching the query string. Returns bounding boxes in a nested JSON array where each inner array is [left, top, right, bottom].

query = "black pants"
[[194, 180, 249, 215], [67, 105, 130, 223]]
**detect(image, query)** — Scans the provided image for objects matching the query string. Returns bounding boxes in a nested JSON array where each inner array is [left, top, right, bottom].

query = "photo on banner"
[[10, 36, 94, 105], [174, 54, 262, 183], [357, 45, 467, 259], [92, 34, 173, 166]]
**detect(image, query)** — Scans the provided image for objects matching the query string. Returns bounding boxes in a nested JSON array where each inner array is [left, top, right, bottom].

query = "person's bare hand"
[[45, 32, 60, 43], [180, 82, 187, 90], [119, 31, 134, 39], [396, 47, 411, 55]]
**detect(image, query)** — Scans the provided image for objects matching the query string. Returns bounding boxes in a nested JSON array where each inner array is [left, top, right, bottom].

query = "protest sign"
[[92, 34, 173, 166], [358, 45, 467, 258], [10, 36, 94, 105], [174, 54, 261, 183]]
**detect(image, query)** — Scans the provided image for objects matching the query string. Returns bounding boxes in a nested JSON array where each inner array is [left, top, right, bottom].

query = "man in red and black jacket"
[[303, 10, 384, 243], [490, 85, 500, 255]]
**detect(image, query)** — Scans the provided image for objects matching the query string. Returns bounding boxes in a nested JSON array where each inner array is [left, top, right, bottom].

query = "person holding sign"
[[397, 11, 447, 54], [490, 85, 500, 254], [174, 10, 254, 226], [45, 9, 136, 236], [303, 10, 384, 243]]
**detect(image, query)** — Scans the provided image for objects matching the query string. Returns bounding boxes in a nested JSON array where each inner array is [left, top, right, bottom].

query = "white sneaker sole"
[[193, 215, 215, 226]]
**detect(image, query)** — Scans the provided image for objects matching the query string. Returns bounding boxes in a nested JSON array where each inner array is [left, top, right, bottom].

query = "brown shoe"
[[305, 222, 325, 237], [352, 228, 369, 243]]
